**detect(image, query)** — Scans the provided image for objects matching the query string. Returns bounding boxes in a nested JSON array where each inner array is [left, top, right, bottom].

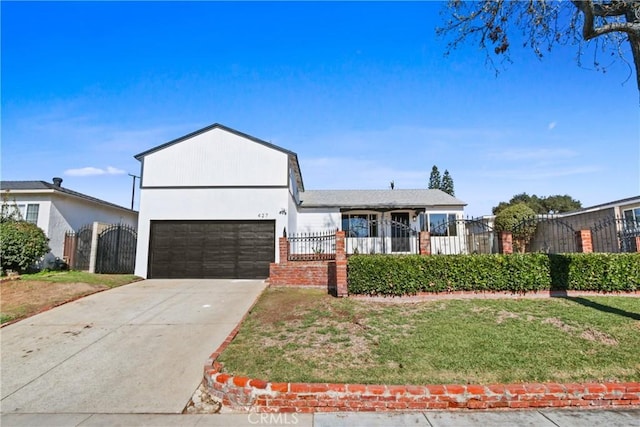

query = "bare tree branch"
[[438, 0, 640, 91]]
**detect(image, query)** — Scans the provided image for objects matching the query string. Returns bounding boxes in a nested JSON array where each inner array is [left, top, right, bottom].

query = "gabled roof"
[[577, 195, 640, 212], [0, 180, 135, 213], [134, 123, 305, 192], [299, 189, 466, 210]]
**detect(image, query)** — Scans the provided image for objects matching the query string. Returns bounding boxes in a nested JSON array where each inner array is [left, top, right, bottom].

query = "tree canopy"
[[493, 192, 582, 215], [438, 0, 640, 91], [428, 165, 456, 196], [494, 202, 537, 253], [428, 166, 442, 190]]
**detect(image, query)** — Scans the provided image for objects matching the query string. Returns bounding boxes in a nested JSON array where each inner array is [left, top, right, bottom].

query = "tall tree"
[[428, 165, 442, 190], [493, 193, 582, 215], [441, 170, 455, 196], [437, 1, 640, 91], [542, 194, 582, 213]]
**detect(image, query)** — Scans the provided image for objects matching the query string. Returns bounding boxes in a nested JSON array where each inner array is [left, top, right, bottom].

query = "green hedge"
[[347, 253, 640, 296]]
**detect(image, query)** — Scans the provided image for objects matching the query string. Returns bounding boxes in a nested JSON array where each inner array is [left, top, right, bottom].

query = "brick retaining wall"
[[203, 310, 640, 413], [269, 260, 336, 288]]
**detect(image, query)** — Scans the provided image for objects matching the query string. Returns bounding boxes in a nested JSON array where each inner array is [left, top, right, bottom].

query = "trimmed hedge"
[[347, 253, 640, 296]]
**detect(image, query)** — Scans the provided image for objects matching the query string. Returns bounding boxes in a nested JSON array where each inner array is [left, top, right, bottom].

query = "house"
[[0, 179, 138, 263], [133, 123, 465, 279], [550, 196, 640, 252]]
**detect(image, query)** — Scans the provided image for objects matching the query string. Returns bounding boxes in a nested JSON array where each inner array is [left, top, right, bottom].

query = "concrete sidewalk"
[[0, 279, 267, 414], [1, 408, 639, 426]]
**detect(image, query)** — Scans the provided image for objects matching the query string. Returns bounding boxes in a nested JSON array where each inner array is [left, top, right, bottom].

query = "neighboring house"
[[477, 196, 640, 253], [0, 178, 138, 262], [551, 196, 640, 252], [133, 123, 465, 279]]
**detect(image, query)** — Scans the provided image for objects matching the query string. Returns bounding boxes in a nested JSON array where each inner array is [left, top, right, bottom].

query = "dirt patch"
[[0, 280, 108, 324], [542, 317, 578, 333], [496, 310, 520, 324], [580, 328, 619, 346]]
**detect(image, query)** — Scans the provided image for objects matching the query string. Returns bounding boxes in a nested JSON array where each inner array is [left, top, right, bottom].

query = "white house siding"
[[49, 196, 137, 257], [7, 194, 52, 235], [287, 191, 298, 238], [140, 128, 287, 188], [134, 187, 290, 278], [296, 208, 341, 234]]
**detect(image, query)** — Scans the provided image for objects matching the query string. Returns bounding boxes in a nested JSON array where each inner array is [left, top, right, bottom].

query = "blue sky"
[[2, 1, 638, 217]]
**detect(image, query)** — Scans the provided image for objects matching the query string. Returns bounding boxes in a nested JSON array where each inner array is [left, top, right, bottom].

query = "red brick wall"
[[204, 367, 640, 413], [269, 261, 336, 287], [576, 230, 593, 253]]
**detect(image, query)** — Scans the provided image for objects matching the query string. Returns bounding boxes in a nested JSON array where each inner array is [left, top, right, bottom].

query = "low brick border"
[[203, 290, 640, 413], [350, 290, 640, 302]]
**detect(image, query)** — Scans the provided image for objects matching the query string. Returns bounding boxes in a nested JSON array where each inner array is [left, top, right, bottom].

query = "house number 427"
[[257, 213, 269, 218]]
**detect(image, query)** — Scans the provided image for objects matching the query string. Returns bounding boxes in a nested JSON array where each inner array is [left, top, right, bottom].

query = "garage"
[[148, 220, 275, 279]]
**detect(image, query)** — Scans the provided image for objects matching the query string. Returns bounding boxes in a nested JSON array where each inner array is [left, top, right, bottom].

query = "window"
[[623, 207, 640, 227], [421, 213, 457, 236], [342, 214, 377, 238], [16, 204, 39, 224]]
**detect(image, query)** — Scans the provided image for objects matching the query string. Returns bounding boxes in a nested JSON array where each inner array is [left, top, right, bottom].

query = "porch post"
[[419, 231, 431, 255], [575, 229, 593, 253], [335, 231, 348, 297], [498, 231, 513, 255]]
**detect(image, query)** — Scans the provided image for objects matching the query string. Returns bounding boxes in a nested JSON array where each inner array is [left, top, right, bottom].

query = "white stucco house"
[[133, 124, 466, 279], [1, 179, 138, 261]]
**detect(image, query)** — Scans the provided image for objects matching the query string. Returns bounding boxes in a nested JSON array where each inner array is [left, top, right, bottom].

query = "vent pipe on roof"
[[52, 177, 63, 187]]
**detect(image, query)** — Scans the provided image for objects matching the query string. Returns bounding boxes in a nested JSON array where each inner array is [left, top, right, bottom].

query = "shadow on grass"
[[565, 297, 640, 321]]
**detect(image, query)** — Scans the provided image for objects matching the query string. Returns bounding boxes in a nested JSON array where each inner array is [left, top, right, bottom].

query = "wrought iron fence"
[[74, 224, 93, 270], [429, 217, 496, 255], [512, 215, 577, 253], [345, 219, 418, 255], [96, 224, 137, 274], [591, 216, 640, 253], [288, 230, 336, 261]]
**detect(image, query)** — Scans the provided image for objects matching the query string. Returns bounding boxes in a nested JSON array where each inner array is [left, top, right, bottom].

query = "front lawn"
[[0, 271, 142, 324], [218, 288, 640, 384]]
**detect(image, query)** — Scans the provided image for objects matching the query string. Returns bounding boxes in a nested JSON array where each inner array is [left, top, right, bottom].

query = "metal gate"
[[512, 215, 577, 253], [591, 216, 640, 253], [96, 224, 137, 274], [74, 224, 93, 271]]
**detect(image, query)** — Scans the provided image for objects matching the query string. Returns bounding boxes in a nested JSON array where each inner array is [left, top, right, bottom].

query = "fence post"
[[419, 231, 431, 255], [88, 222, 100, 273], [278, 236, 289, 264], [335, 231, 348, 297], [575, 229, 593, 253], [498, 231, 513, 254]]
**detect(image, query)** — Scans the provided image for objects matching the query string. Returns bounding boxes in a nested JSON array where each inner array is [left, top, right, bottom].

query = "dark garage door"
[[148, 220, 275, 279]]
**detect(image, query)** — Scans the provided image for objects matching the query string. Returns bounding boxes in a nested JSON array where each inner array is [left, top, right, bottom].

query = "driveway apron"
[[0, 279, 267, 414]]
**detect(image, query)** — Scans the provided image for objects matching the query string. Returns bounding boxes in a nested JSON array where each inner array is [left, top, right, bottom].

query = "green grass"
[[218, 288, 640, 384], [20, 271, 141, 287], [1, 271, 142, 324]]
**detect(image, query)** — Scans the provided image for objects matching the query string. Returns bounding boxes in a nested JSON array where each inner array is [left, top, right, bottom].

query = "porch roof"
[[298, 189, 466, 210]]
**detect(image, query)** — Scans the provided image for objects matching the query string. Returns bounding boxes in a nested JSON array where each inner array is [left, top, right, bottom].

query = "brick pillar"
[[635, 236, 640, 253], [498, 231, 513, 254], [575, 230, 593, 253], [419, 231, 431, 255], [335, 231, 348, 297], [278, 237, 289, 264]]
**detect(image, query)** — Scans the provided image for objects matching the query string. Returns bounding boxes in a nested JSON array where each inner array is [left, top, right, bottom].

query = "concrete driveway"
[[0, 279, 267, 414]]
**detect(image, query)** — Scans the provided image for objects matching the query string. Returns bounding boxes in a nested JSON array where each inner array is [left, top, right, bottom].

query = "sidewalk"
[[2, 408, 639, 426]]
